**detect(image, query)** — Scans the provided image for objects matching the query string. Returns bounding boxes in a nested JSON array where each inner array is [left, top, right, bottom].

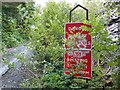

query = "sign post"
[[64, 4, 92, 79]]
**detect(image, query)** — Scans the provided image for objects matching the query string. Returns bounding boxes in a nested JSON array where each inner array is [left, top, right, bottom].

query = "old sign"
[[64, 23, 92, 79]]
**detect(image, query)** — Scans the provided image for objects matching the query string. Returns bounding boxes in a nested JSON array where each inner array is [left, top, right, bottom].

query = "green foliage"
[[2, 1, 118, 89], [24, 3, 69, 82], [2, 3, 20, 48], [2, 2, 35, 48], [21, 1, 118, 88]]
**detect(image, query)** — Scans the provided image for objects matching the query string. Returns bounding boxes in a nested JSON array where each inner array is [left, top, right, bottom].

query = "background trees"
[[2, 2, 22, 48], [2, 2, 35, 48]]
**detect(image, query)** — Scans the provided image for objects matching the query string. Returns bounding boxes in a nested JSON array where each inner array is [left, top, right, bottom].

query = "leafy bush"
[[17, 1, 119, 89], [2, 2, 35, 48]]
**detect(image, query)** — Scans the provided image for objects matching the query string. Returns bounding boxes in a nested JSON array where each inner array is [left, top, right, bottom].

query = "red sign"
[[64, 23, 92, 79]]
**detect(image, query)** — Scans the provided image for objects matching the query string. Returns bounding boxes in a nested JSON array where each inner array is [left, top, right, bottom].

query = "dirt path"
[[1, 66, 28, 88], [0, 45, 33, 88]]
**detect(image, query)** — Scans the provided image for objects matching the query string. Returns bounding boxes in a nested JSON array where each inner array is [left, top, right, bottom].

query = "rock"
[[0, 44, 33, 88]]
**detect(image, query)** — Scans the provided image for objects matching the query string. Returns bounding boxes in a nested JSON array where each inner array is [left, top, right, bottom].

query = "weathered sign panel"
[[64, 23, 92, 79]]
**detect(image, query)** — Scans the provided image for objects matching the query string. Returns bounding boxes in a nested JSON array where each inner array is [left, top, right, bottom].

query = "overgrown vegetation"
[[2, 2, 35, 48], [2, 0, 119, 89]]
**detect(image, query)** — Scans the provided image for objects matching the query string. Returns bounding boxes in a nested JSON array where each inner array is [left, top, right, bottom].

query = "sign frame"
[[64, 22, 92, 79]]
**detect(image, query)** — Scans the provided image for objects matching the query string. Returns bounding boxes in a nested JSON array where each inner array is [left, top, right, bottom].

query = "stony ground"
[[1, 66, 28, 88], [0, 45, 33, 88]]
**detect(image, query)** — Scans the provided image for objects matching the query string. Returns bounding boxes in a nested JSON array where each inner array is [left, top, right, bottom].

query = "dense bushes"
[[2, 3, 21, 48], [19, 1, 119, 89], [2, 2, 35, 48], [2, 1, 119, 89]]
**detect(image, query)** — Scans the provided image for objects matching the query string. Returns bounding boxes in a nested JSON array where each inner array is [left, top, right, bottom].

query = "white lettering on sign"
[[72, 70, 89, 75], [67, 33, 91, 49], [74, 51, 89, 58], [76, 34, 89, 49], [67, 51, 90, 58], [80, 59, 88, 63], [66, 48, 91, 51], [77, 40, 87, 48], [67, 51, 73, 56], [66, 58, 70, 62], [66, 58, 88, 63], [68, 26, 82, 31], [79, 71, 89, 75]]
